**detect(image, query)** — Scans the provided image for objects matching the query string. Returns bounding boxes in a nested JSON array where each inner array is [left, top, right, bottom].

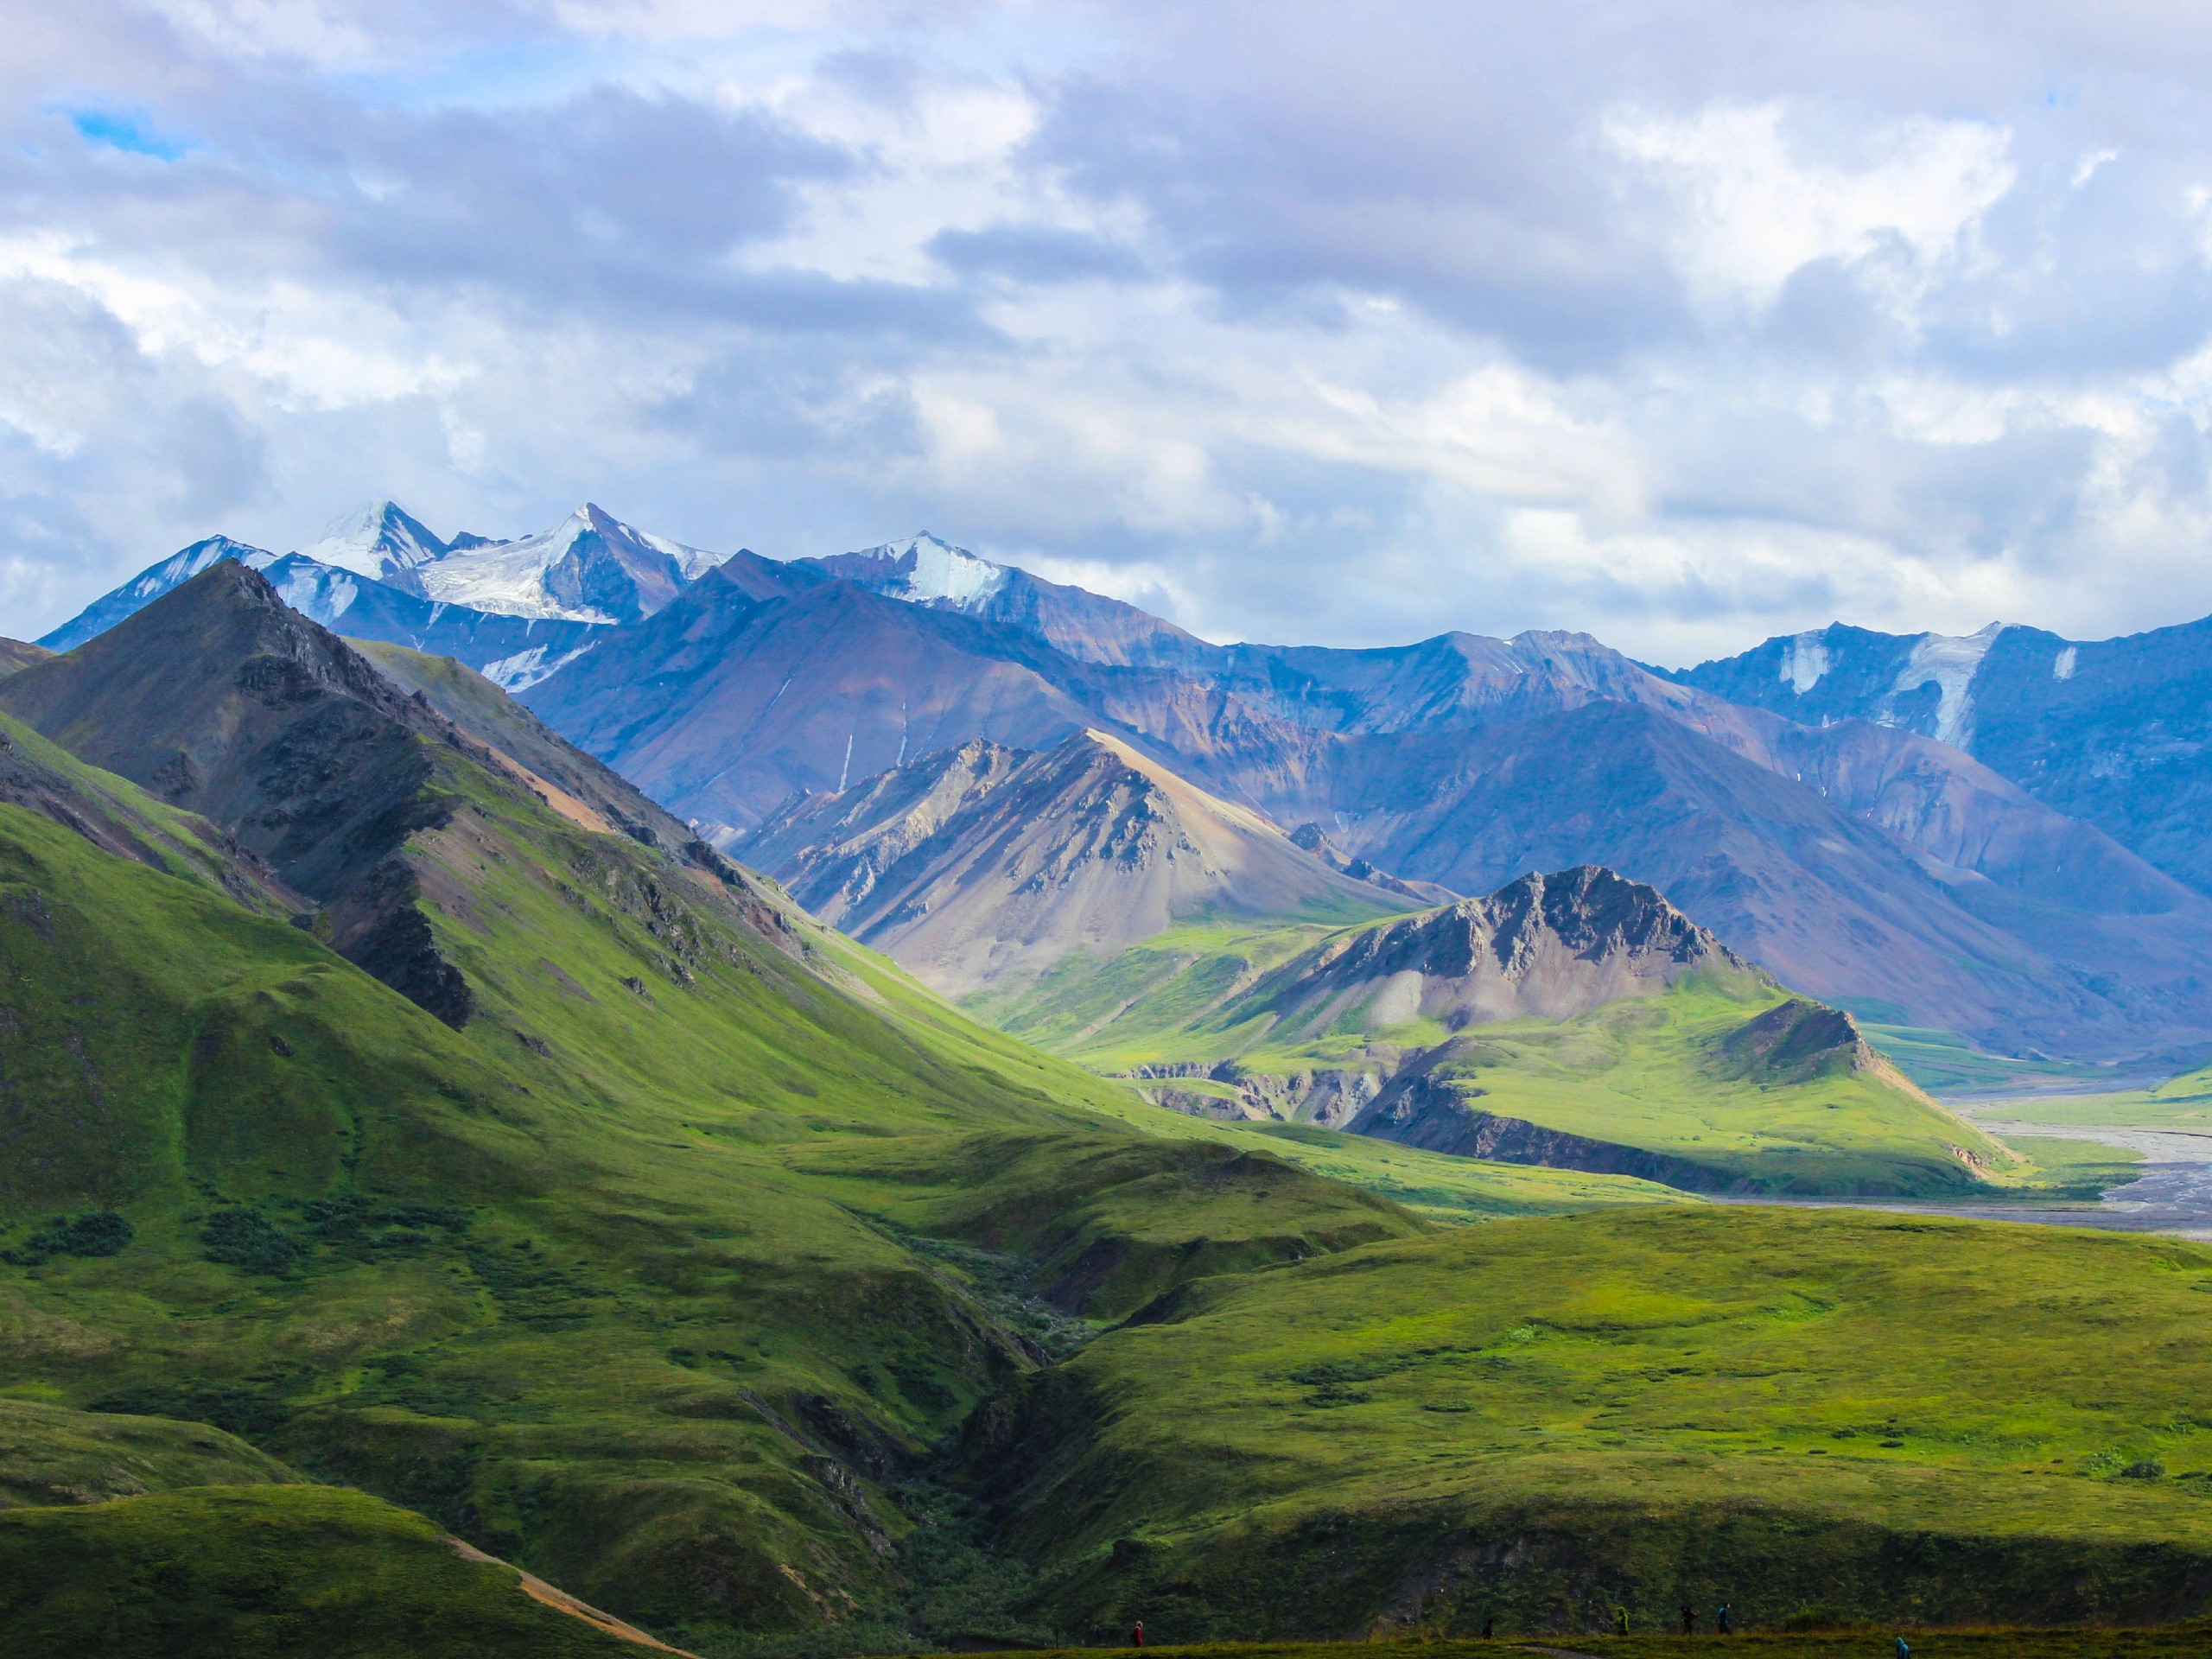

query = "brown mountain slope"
[[0, 639, 53, 679], [349, 639, 699, 852], [0, 708, 296, 916], [0, 565, 488, 1022], [736, 731, 1417, 995], [0, 564, 790, 1027]]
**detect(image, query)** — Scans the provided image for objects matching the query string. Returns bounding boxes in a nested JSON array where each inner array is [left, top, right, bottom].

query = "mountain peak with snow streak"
[[816, 533, 1011, 607], [415, 501, 729, 625], [297, 500, 450, 592]]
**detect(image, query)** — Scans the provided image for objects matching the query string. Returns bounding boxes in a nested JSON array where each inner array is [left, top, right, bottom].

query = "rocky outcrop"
[[1120, 1060, 1384, 1126], [1248, 866, 1757, 1040]]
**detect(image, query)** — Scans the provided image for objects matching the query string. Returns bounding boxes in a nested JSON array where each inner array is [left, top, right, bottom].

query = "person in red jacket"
[[1131, 1621, 1145, 1648]]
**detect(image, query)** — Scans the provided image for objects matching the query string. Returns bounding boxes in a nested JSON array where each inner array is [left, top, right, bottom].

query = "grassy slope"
[[970, 1207, 2212, 1640], [988, 920, 2015, 1195], [0, 1484, 643, 1657], [1857, 1023, 2126, 1096], [0, 721, 1628, 1650], [0, 1400, 294, 1505], [0, 710, 294, 916], [17, 628, 2193, 1649], [820, 928, 1687, 1225]]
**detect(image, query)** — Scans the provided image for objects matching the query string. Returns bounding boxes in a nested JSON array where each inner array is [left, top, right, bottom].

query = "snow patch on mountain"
[[1890, 623, 2005, 747], [843, 533, 1011, 607], [480, 642, 597, 692], [2054, 645, 2079, 681], [1781, 631, 1831, 695], [138, 537, 276, 595], [417, 502, 726, 624], [269, 562, 359, 620]]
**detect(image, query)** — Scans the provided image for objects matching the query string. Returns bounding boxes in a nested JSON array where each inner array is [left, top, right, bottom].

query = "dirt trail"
[[444, 1535, 701, 1654]]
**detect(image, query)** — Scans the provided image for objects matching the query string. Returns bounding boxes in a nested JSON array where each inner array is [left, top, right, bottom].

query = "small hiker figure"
[[1718, 1603, 1732, 1634], [1681, 1604, 1697, 1635], [1615, 1605, 1630, 1636], [1896, 1639, 1910, 1659], [1131, 1622, 1145, 1648], [1481, 1618, 1495, 1638]]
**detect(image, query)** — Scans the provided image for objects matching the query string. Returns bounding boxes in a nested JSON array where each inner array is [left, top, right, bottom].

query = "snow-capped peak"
[[413, 501, 728, 626], [299, 499, 448, 585], [842, 532, 1010, 607]]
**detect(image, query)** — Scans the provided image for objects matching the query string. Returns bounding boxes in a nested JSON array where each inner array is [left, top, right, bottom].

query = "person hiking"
[[1131, 1622, 1144, 1648], [1718, 1603, 1732, 1634], [1615, 1605, 1630, 1636], [1681, 1605, 1697, 1634], [1895, 1639, 1910, 1659], [1481, 1618, 1495, 1638]]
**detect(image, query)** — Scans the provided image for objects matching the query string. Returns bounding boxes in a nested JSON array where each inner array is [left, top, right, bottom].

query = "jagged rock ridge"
[[1253, 865, 1746, 1039]]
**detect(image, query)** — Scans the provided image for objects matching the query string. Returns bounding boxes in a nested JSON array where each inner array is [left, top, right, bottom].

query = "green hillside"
[[985, 918, 2019, 1196], [0, 760, 1425, 1648], [0, 1484, 645, 1656], [1985, 1062, 2212, 1133], [0, 590, 1678, 1651], [965, 1206, 2212, 1640]]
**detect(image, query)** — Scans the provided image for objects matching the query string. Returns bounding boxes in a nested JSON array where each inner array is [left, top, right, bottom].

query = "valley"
[[8, 517, 2212, 1652]]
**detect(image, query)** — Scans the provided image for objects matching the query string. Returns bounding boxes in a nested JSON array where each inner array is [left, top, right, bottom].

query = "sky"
[[4, 2, 2212, 663]]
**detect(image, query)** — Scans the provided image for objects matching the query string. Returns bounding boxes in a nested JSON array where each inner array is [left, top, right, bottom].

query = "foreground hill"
[[964, 1207, 2212, 1638], [996, 868, 2015, 1196], [735, 731, 1422, 997]]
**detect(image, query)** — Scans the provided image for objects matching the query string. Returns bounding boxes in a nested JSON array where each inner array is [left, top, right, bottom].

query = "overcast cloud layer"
[[4, 1, 2212, 662]]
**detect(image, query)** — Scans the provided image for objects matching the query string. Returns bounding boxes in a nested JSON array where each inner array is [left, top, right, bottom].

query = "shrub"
[[201, 1209, 308, 1274], [3, 1210, 133, 1266]]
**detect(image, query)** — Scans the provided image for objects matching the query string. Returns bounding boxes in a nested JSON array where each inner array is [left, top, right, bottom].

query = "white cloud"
[[8, 0, 2212, 671], [1607, 100, 2016, 319]]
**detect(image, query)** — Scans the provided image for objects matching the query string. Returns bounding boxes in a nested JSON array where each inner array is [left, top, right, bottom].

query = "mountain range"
[[13, 546, 2212, 1648], [42, 506, 2212, 1070], [35, 501, 726, 689]]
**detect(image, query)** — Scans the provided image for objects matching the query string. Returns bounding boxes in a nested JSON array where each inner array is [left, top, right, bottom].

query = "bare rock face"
[[1251, 866, 1752, 1040], [1, 563, 480, 1026], [735, 730, 1416, 997]]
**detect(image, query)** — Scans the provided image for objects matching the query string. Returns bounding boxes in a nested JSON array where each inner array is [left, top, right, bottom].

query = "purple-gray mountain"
[[42, 513, 2212, 1064]]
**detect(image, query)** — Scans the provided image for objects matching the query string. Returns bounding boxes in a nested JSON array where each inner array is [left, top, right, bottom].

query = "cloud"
[[5, 0, 2212, 664], [1606, 101, 2016, 320]]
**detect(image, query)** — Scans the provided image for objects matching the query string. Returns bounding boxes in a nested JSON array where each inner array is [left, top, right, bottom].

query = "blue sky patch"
[[66, 108, 194, 161]]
